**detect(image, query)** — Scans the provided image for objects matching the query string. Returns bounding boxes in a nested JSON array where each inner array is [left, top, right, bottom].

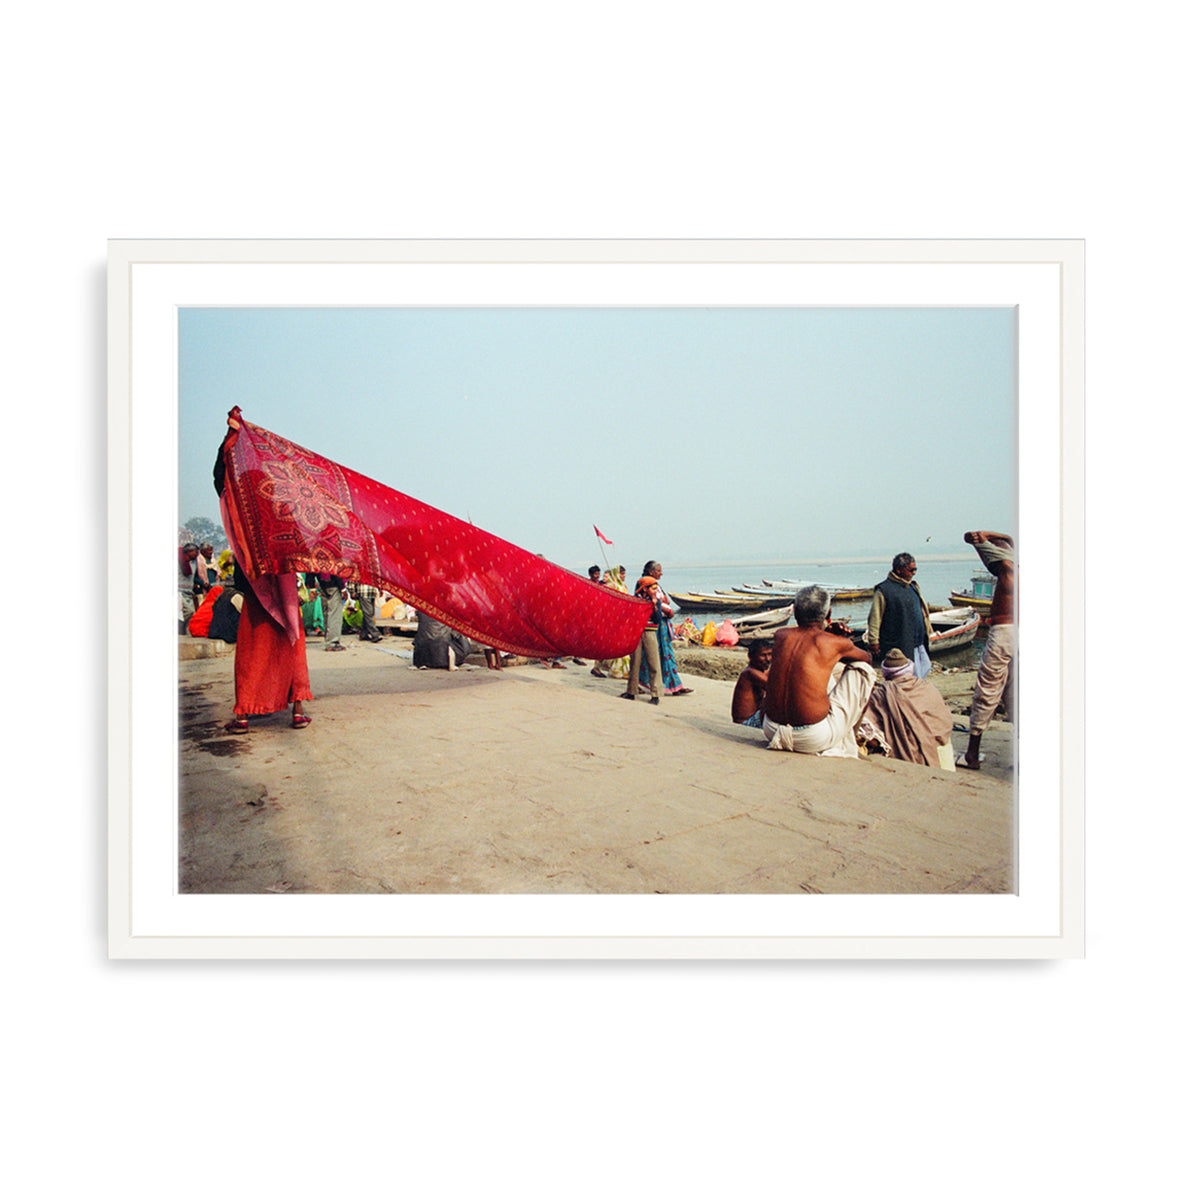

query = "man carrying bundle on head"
[[958, 530, 1016, 770], [761, 585, 875, 757]]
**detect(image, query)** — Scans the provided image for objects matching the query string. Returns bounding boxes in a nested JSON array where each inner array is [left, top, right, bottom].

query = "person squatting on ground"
[[959, 530, 1016, 770], [411, 611, 477, 669], [761, 585, 875, 757], [205, 563, 244, 644], [732, 640, 772, 727], [867, 552, 933, 678], [622, 574, 663, 704]]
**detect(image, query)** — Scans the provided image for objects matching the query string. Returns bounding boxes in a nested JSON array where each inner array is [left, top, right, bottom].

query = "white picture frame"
[[108, 238, 1084, 959]]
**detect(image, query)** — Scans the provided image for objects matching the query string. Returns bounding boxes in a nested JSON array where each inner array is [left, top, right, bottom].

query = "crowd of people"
[[179, 516, 1015, 769]]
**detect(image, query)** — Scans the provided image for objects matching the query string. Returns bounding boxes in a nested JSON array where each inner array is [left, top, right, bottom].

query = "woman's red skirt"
[[234, 589, 313, 715]]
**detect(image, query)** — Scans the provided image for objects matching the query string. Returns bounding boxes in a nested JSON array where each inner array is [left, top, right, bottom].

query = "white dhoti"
[[762, 661, 875, 757], [969, 622, 1015, 736]]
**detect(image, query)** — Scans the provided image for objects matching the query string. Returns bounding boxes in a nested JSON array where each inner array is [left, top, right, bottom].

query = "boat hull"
[[672, 592, 778, 613], [729, 604, 793, 632], [928, 611, 983, 652], [949, 590, 993, 613], [756, 580, 874, 602]]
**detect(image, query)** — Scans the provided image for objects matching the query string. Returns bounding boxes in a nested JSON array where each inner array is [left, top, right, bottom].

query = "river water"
[[653, 556, 991, 669]]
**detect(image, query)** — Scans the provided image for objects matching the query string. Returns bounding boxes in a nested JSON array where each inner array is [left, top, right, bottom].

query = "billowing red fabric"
[[219, 410, 650, 660]]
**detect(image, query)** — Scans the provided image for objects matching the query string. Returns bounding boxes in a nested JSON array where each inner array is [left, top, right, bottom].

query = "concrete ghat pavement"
[[178, 638, 1015, 895]]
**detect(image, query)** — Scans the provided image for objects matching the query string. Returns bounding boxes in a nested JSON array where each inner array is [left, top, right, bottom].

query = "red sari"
[[233, 579, 312, 715], [217, 408, 648, 662]]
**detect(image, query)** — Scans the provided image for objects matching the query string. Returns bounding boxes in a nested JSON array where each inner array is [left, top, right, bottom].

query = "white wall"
[[7, 3, 1186, 1196]]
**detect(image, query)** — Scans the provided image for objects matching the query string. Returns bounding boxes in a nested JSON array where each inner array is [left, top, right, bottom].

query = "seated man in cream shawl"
[[858, 649, 957, 770], [761, 586, 875, 758]]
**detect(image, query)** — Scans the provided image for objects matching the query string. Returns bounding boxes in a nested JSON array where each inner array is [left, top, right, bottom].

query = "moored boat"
[[730, 582, 834, 597], [949, 571, 995, 613], [928, 607, 983, 653], [712, 605, 980, 652], [671, 591, 781, 613], [759, 579, 874, 602], [729, 604, 793, 633]]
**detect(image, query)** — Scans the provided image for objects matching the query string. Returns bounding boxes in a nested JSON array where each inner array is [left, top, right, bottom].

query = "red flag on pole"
[[593, 525, 613, 545]]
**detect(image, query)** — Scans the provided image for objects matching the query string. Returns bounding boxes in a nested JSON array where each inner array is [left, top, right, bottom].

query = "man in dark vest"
[[867, 552, 933, 678]]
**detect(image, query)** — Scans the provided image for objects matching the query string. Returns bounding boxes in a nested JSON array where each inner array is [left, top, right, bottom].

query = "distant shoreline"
[[670, 553, 978, 569]]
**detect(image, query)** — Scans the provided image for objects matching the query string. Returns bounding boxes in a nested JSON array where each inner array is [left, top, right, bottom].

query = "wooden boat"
[[759, 579, 875, 602], [949, 591, 992, 613], [718, 605, 980, 654], [729, 604, 793, 632], [949, 572, 995, 613], [928, 607, 983, 653], [845, 608, 982, 658], [729, 582, 834, 597], [671, 591, 777, 613]]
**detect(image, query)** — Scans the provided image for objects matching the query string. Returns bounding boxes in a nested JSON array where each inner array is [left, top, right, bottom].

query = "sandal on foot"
[[224, 719, 249, 734], [955, 753, 983, 769], [291, 714, 312, 729]]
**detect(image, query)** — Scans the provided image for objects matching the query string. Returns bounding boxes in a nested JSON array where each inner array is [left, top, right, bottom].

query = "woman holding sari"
[[214, 413, 314, 732]]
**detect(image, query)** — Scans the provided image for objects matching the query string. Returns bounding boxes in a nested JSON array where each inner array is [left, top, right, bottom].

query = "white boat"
[[729, 583, 816, 597], [729, 604, 793, 632], [760, 579, 875, 601], [721, 605, 981, 652], [928, 607, 983, 653]]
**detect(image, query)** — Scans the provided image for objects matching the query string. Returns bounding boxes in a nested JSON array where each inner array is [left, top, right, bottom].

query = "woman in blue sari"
[[638, 561, 693, 696]]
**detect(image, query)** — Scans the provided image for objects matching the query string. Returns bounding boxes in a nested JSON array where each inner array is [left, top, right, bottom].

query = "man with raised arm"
[[959, 530, 1016, 770], [762, 585, 876, 757]]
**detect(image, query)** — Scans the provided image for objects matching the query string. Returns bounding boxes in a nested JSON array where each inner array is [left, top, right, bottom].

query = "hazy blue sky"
[[179, 306, 1016, 571]]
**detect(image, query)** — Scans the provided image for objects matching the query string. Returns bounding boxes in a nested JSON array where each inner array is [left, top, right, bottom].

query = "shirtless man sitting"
[[761, 586, 876, 757], [731, 640, 772, 727]]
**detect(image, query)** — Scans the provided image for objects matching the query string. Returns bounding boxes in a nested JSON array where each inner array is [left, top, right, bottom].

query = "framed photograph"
[[108, 239, 1083, 958]]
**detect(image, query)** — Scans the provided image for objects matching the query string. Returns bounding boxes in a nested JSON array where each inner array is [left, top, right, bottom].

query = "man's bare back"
[[964, 531, 1015, 625], [765, 624, 872, 727]]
